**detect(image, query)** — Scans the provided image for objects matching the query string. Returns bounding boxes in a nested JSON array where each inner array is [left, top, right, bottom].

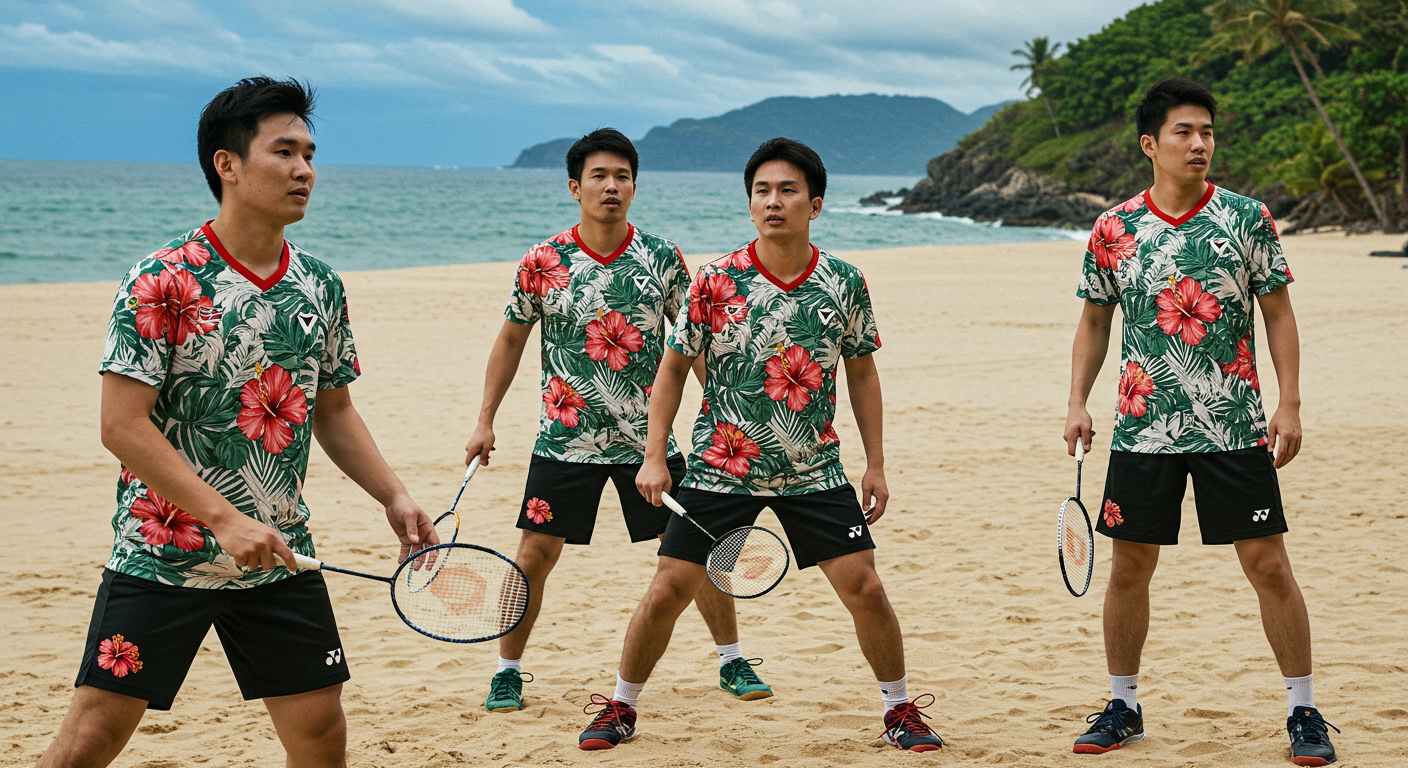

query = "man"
[[1065, 78, 1336, 766], [34, 78, 436, 768], [574, 138, 943, 753], [464, 128, 770, 713]]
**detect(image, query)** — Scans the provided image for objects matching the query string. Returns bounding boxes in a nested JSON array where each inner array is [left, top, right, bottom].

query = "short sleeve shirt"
[[668, 242, 881, 496], [100, 223, 359, 589], [1077, 184, 1292, 453], [505, 224, 690, 463]]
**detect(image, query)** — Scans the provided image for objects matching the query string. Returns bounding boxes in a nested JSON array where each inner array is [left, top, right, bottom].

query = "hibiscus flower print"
[[688, 272, 749, 333], [1119, 192, 1146, 213], [1155, 276, 1222, 345], [1220, 334, 1259, 390], [1089, 214, 1137, 270], [715, 248, 752, 271], [819, 421, 839, 445], [702, 422, 761, 477], [1117, 362, 1155, 418], [1102, 500, 1124, 527], [584, 309, 644, 371], [97, 634, 143, 678], [764, 344, 823, 412], [132, 267, 220, 345], [525, 497, 553, 525], [237, 363, 309, 454], [543, 377, 586, 427], [119, 467, 138, 487], [130, 488, 207, 551], [153, 240, 211, 267], [517, 243, 570, 297]]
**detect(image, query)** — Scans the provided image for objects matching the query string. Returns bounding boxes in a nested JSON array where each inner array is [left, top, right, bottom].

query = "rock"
[[858, 188, 909, 206], [888, 147, 1109, 228]]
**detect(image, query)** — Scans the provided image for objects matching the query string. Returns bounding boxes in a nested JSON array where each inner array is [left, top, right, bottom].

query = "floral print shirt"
[[1078, 184, 1293, 453], [669, 242, 881, 496], [506, 224, 690, 463], [100, 224, 360, 588]]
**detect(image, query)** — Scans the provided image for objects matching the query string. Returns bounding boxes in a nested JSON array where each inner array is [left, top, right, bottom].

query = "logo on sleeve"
[[326, 648, 343, 665]]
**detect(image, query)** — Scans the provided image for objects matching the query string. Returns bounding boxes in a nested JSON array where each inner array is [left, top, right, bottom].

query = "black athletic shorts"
[[516, 453, 687, 545], [1098, 446, 1287, 546], [74, 569, 349, 710], [657, 484, 876, 570]]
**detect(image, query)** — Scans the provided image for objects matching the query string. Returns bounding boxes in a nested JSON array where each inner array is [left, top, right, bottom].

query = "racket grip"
[[465, 455, 480, 481], [1076, 438, 1085, 463], [284, 553, 322, 571], [661, 492, 688, 517]]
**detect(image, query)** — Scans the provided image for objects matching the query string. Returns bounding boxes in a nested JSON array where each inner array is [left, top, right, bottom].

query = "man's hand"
[[635, 455, 674, 507], [1267, 404, 1302, 469], [206, 510, 298, 573], [465, 422, 495, 467], [861, 466, 889, 525], [1064, 404, 1095, 456], [385, 493, 438, 563]]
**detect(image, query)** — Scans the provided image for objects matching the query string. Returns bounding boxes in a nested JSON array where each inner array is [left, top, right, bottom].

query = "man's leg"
[[816, 550, 903, 680], [1233, 534, 1311, 676], [499, 530, 566, 661], [1104, 539, 1161, 677], [619, 556, 711, 683], [35, 686, 148, 768], [264, 684, 346, 768]]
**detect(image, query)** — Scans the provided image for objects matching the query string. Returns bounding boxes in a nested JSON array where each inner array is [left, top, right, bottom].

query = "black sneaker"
[[1073, 699, 1145, 754], [1287, 707, 1339, 766], [578, 694, 637, 750], [882, 694, 943, 752]]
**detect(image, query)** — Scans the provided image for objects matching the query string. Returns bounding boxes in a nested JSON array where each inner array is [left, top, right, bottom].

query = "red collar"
[[749, 241, 819, 292], [572, 223, 634, 266], [201, 222, 289, 291], [1146, 182, 1215, 227]]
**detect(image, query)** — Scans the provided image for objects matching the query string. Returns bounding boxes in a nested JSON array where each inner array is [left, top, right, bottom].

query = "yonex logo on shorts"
[[1252, 509, 1270, 521], [848, 525, 863, 539], [326, 648, 343, 665]]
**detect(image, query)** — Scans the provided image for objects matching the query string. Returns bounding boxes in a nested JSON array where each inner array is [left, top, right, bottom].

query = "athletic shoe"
[[484, 669, 532, 712], [578, 694, 637, 750], [719, 657, 774, 700], [1073, 699, 1145, 754], [883, 694, 943, 752], [1287, 707, 1339, 766]]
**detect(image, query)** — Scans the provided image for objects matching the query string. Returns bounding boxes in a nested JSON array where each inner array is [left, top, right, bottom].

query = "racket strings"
[[707, 527, 788, 598], [395, 547, 529, 642]]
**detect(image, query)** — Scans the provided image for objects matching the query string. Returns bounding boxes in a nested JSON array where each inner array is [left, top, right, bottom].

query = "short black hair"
[[197, 77, 317, 202], [744, 138, 826, 200], [1136, 77, 1217, 142], [566, 128, 639, 182]]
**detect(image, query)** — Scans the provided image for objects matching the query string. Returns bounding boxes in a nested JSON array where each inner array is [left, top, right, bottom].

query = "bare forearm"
[[845, 361, 884, 469], [1264, 310, 1301, 408], [646, 351, 693, 461], [477, 322, 532, 426], [1069, 304, 1115, 407], [313, 402, 407, 507]]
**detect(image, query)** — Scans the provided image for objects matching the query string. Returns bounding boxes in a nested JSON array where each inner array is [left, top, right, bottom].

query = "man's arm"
[[312, 385, 435, 563], [1257, 286, 1301, 468], [843, 354, 888, 524], [464, 319, 534, 467], [636, 348, 696, 506], [101, 372, 297, 571], [1065, 301, 1118, 455]]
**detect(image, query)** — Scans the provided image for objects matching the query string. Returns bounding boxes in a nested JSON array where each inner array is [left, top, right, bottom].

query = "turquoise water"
[[0, 160, 1083, 285]]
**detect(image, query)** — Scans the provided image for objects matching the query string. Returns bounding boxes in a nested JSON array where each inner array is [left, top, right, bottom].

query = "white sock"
[[716, 642, 743, 666], [879, 675, 909, 714], [613, 674, 645, 708], [497, 657, 521, 673], [1110, 674, 1139, 710], [1285, 673, 1314, 716]]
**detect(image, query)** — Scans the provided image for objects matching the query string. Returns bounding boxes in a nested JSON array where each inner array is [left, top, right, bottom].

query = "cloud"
[[358, 0, 550, 36]]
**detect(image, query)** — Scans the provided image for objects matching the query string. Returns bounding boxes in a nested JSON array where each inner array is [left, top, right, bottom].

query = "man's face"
[[748, 160, 821, 241], [223, 113, 316, 225], [569, 152, 635, 224], [1142, 104, 1214, 185]]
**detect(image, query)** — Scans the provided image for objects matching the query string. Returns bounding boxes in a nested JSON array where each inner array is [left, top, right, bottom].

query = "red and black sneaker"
[[578, 694, 637, 750], [883, 694, 944, 752]]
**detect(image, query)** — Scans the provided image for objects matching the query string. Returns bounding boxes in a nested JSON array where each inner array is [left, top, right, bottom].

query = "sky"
[[1, 0, 1150, 167]]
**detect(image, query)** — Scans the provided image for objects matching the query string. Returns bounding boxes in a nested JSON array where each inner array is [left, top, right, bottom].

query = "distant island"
[[511, 94, 1007, 177]]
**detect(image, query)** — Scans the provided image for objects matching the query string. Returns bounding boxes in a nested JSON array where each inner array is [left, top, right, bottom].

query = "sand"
[[1, 232, 1404, 767]]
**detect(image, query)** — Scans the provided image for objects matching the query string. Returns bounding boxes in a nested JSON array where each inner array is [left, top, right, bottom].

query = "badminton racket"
[[1057, 439, 1094, 597], [661, 492, 789, 599]]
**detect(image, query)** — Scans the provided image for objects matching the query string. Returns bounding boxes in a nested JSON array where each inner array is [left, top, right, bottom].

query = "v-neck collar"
[[572, 223, 635, 266], [1146, 181, 1215, 227], [201, 221, 289, 292], [749, 241, 819, 292]]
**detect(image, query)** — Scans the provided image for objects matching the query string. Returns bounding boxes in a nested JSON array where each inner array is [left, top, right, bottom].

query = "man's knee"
[[1108, 541, 1159, 588], [1239, 540, 1296, 590], [643, 558, 707, 609], [515, 531, 564, 575]]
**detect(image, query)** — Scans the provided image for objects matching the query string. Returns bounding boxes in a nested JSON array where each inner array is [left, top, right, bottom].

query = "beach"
[[1, 233, 1404, 767]]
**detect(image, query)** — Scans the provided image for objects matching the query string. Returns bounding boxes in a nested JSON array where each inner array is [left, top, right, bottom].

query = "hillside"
[[511, 94, 1007, 176]]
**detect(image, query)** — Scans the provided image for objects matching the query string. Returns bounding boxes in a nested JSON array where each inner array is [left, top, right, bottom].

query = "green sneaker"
[[720, 657, 774, 700], [485, 668, 532, 712]]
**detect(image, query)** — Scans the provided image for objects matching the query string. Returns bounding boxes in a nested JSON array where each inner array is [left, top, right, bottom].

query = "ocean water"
[[0, 160, 1083, 285]]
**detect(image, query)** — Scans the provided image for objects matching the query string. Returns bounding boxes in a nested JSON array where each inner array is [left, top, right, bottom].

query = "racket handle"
[[283, 553, 322, 571], [661, 492, 688, 517], [465, 455, 480, 481], [1076, 438, 1085, 463]]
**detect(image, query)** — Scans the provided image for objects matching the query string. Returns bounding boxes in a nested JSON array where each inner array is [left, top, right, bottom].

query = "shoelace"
[[1085, 705, 1131, 732], [489, 670, 532, 700], [1289, 712, 1340, 745], [583, 693, 630, 729], [889, 693, 937, 735], [727, 657, 766, 686]]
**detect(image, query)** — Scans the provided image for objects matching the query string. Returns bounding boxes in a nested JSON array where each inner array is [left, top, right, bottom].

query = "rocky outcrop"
[[886, 147, 1110, 228]]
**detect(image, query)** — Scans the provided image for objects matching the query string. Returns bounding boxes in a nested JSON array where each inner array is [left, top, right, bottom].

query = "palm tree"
[[1282, 123, 1363, 219], [1012, 37, 1062, 138], [1202, 0, 1391, 228]]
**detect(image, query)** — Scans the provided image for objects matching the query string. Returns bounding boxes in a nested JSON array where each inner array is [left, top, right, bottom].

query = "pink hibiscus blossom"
[[237, 363, 308, 454], [1156, 276, 1222, 345], [702, 422, 761, 477], [119, 467, 138, 486], [543, 377, 586, 427], [132, 267, 220, 345], [715, 248, 753, 271], [819, 421, 839, 446], [97, 634, 143, 678], [763, 344, 823, 412], [688, 272, 749, 333], [525, 497, 553, 525], [1117, 362, 1155, 417], [153, 240, 211, 267], [1118, 192, 1146, 213], [1102, 500, 1124, 527], [130, 488, 206, 551], [584, 310, 644, 371], [1089, 214, 1137, 270], [517, 244, 570, 297], [1220, 334, 1260, 390]]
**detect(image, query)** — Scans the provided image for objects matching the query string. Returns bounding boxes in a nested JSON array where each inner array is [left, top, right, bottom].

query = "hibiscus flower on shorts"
[[517, 243, 570, 297], [543, 377, 586, 427], [97, 634, 143, 678], [764, 344, 823, 412], [1155, 276, 1222, 345], [1089, 214, 1137, 270], [237, 363, 309, 454], [132, 267, 220, 346], [130, 488, 207, 552], [702, 422, 761, 477], [1102, 500, 1124, 527], [584, 309, 644, 371], [688, 272, 749, 333], [525, 497, 553, 525], [1117, 362, 1155, 418]]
